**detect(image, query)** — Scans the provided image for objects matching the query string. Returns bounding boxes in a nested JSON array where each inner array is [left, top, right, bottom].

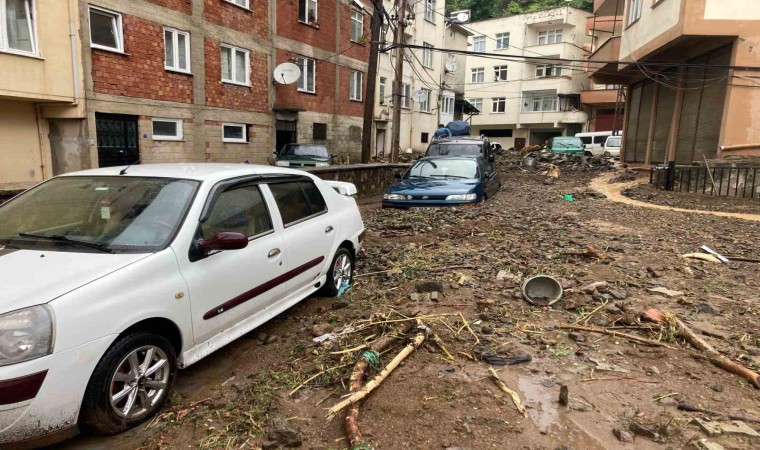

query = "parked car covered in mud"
[[0, 163, 364, 445]]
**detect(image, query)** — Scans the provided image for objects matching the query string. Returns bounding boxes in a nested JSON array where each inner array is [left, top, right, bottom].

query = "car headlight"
[[446, 193, 477, 201], [275, 161, 289, 167], [383, 193, 407, 200], [0, 306, 53, 366]]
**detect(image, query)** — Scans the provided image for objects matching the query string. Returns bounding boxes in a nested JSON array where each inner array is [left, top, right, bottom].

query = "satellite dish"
[[273, 62, 301, 85], [456, 12, 470, 23], [444, 59, 459, 73], [412, 90, 428, 103]]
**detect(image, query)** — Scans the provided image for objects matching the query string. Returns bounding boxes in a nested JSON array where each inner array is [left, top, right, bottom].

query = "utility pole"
[[390, 0, 407, 163], [361, 2, 383, 163]]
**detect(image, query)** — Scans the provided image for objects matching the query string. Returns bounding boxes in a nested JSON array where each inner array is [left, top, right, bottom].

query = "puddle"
[[518, 376, 559, 433]]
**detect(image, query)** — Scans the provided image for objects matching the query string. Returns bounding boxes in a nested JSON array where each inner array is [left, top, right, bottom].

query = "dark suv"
[[424, 136, 494, 163]]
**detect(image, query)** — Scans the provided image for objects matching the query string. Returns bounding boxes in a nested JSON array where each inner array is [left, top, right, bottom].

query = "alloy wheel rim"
[[109, 345, 170, 419], [332, 254, 352, 290]]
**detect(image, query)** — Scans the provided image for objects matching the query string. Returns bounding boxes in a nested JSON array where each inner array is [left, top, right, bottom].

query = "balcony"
[[587, 35, 626, 84], [519, 110, 588, 126], [524, 8, 571, 26], [580, 88, 619, 106], [594, 0, 623, 15]]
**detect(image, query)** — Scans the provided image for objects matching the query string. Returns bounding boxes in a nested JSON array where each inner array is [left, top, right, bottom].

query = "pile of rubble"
[[497, 150, 616, 174]]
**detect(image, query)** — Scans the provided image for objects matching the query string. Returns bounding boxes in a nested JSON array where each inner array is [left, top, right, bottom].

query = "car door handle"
[[268, 248, 281, 258], [325, 226, 334, 233]]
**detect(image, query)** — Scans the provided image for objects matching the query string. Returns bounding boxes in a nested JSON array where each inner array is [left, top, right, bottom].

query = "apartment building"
[[0, 0, 86, 191], [581, 13, 625, 132], [590, 0, 760, 164], [464, 7, 592, 149]]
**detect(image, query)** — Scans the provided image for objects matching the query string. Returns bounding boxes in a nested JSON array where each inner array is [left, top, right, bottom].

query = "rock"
[[430, 291, 439, 302], [331, 299, 349, 310], [257, 332, 268, 342], [559, 384, 569, 406], [568, 332, 586, 342], [409, 293, 421, 301], [648, 287, 684, 298], [691, 439, 725, 450], [265, 335, 279, 345], [496, 270, 508, 281], [581, 281, 607, 294], [543, 177, 555, 185], [265, 418, 302, 448], [620, 311, 639, 326], [312, 323, 334, 337], [605, 304, 622, 315], [697, 302, 720, 315], [692, 418, 760, 437], [658, 396, 678, 407], [711, 384, 724, 393], [648, 366, 660, 375], [480, 325, 494, 335], [613, 427, 634, 443], [609, 289, 628, 300], [416, 280, 444, 293]]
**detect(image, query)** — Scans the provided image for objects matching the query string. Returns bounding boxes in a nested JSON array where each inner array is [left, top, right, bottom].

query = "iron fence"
[[650, 163, 759, 200]]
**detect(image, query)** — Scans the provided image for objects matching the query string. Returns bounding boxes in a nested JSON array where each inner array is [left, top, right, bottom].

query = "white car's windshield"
[[607, 137, 621, 147], [407, 159, 479, 179], [0, 176, 199, 253]]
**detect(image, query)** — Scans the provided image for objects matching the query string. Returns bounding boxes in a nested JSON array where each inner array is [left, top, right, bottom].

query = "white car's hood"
[[0, 247, 149, 313]]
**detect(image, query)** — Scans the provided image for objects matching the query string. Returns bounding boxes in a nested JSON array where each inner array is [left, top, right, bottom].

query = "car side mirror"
[[198, 232, 248, 252], [394, 171, 402, 179]]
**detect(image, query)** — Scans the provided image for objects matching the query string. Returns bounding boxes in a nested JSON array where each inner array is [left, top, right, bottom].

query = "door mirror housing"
[[198, 232, 248, 252]]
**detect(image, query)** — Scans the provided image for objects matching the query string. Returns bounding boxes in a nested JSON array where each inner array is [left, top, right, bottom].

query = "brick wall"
[[204, 0, 268, 40], [338, 65, 365, 118], [204, 120, 272, 163], [145, 0, 192, 15], [276, 0, 336, 52], [274, 48, 337, 115], [91, 15, 193, 103], [204, 38, 269, 112], [339, 4, 370, 62], [138, 117, 198, 163]]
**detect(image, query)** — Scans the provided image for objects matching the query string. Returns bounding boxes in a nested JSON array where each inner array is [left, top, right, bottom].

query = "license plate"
[[412, 207, 435, 210]]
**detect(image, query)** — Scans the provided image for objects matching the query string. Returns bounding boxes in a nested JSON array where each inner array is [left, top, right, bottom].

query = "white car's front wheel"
[[79, 332, 177, 435], [321, 247, 354, 297]]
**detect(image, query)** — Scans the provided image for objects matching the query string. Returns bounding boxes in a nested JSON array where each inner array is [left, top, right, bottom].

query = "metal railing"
[[650, 163, 759, 200]]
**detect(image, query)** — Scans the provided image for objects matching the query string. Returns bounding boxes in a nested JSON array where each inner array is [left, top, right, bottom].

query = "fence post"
[[665, 161, 676, 191]]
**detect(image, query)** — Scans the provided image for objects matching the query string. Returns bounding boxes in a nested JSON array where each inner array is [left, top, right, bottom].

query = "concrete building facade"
[[0, 0, 87, 191], [464, 7, 592, 150], [591, 0, 760, 164]]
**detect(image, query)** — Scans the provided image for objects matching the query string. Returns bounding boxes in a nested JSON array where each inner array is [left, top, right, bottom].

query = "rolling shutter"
[[675, 63, 706, 163], [624, 83, 642, 163], [651, 80, 675, 164], [693, 47, 731, 162], [633, 81, 655, 163]]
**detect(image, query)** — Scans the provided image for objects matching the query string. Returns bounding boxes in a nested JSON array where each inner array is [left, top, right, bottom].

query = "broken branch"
[[558, 324, 674, 348], [488, 367, 527, 417]]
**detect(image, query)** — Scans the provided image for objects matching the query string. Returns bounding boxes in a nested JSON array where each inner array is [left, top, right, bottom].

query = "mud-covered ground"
[[623, 182, 760, 215], [60, 162, 760, 450]]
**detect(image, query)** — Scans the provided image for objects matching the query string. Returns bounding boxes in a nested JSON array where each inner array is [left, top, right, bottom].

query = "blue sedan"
[[382, 156, 501, 209]]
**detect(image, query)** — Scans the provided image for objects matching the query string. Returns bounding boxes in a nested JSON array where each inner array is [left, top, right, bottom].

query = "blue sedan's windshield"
[[407, 159, 479, 179]]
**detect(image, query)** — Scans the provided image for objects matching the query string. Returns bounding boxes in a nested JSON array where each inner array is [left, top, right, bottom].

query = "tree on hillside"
[[449, 0, 593, 21]]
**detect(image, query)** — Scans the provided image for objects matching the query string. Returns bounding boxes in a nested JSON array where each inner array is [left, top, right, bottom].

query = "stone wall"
[[307, 163, 411, 198]]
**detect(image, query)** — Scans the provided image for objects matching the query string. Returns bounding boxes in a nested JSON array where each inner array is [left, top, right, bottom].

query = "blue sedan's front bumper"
[[381, 199, 479, 209]]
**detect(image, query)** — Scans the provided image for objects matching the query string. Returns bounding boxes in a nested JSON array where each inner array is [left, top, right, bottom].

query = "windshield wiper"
[[17, 233, 115, 253]]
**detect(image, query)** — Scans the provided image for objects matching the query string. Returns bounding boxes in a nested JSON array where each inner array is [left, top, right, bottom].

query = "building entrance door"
[[95, 113, 139, 168]]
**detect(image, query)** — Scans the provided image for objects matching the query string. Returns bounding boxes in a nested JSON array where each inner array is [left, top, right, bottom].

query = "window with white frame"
[[224, 0, 249, 9], [471, 67, 484, 83], [468, 98, 482, 113], [379, 77, 387, 105], [164, 28, 190, 73], [537, 29, 562, 45], [535, 63, 561, 77], [299, 0, 318, 23], [89, 5, 123, 52], [1, 0, 37, 54], [523, 90, 558, 112], [441, 96, 454, 115], [419, 89, 430, 112], [349, 70, 362, 101], [424, 0, 435, 22], [495, 32, 509, 49], [152, 118, 183, 141], [223, 123, 247, 143], [492, 98, 506, 113], [221, 44, 249, 85], [422, 42, 433, 68], [296, 56, 316, 93], [494, 65, 508, 81], [472, 36, 485, 52], [628, 0, 642, 25], [401, 83, 411, 108], [350, 10, 363, 41]]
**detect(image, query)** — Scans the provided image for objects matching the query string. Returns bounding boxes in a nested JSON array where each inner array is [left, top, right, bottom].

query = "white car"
[[603, 135, 622, 158], [0, 163, 364, 444]]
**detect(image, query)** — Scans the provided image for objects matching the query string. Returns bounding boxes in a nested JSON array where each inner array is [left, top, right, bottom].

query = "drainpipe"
[[69, 19, 80, 101], [34, 104, 49, 180], [719, 143, 760, 151]]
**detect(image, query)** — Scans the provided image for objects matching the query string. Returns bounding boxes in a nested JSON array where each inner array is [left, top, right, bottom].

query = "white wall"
[[705, 0, 760, 20], [619, 0, 681, 60]]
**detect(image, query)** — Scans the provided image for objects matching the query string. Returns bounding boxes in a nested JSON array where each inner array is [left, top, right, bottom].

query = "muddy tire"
[[321, 247, 354, 297], [79, 332, 177, 435]]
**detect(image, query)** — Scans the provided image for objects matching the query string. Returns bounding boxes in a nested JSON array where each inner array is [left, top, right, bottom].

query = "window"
[[350, 10, 363, 41], [495, 32, 509, 50], [494, 65, 508, 81], [313, 123, 327, 140], [349, 70, 362, 101], [424, 0, 435, 22], [222, 123, 247, 143], [164, 28, 190, 73], [492, 98, 506, 113], [201, 185, 272, 239], [299, 0, 318, 23], [1, 0, 36, 54], [441, 96, 454, 115], [421, 132, 429, 144], [89, 6, 123, 52], [419, 89, 430, 112], [537, 29, 562, 45], [221, 44, 249, 85], [536, 63, 561, 77], [379, 77, 387, 105], [296, 56, 316, 93], [468, 98, 482, 113], [224, 0, 250, 8], [523, 90, 558, 112], [628, 0, 642, 24], [472, 36, 485, 53], [401, 83, 411, 109], [471, 67, 484, 83], [152, 118, 183, 141], [269, 181, 326, 226], [422, 42, 433, 68]]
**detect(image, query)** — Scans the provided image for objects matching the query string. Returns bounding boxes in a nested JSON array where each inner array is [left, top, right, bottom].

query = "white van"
[[575, 131, 613, 156], [603, 135, 622, 158]]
